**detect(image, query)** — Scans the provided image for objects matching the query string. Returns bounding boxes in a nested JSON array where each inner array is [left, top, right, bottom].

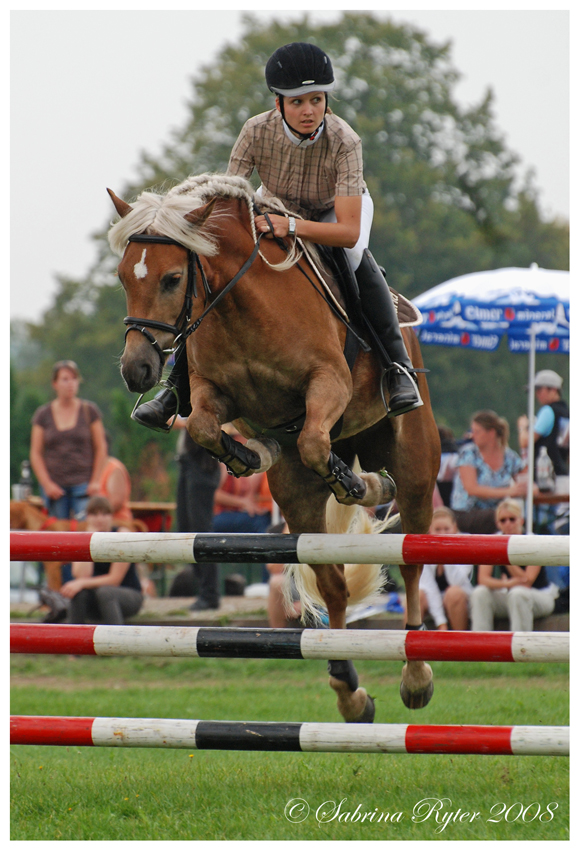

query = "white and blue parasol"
[[412, 264, 570, 533], [413, 264, 569, 354]]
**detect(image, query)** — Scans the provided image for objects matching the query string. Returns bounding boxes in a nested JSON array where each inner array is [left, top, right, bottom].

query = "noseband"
[[123, 233, 203, 363], [123, 231, 264, 366]]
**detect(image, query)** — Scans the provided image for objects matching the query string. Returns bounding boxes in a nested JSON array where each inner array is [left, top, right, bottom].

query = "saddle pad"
[[390, 288, 422, 328]]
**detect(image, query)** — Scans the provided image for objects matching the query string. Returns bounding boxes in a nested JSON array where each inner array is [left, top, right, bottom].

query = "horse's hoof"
[[245, 437, 281, 473], [400, 679, 434, 710], [347, 694, 376, 724], [378, 468, 397, 502]]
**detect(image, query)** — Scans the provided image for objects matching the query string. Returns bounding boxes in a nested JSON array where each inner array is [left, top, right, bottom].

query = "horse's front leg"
[[185, 375, 280, 476], [297, 368, 395, 507]]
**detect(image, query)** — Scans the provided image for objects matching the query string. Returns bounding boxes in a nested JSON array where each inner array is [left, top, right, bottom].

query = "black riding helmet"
[[266, 42, 335, 139], [265, 42, 335, 97]]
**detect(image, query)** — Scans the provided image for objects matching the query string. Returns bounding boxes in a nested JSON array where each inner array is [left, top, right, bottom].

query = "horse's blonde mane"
[[108, 172, 308, 271]]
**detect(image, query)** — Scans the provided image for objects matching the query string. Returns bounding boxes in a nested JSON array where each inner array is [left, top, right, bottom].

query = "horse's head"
[[107, 188, 217, 394]]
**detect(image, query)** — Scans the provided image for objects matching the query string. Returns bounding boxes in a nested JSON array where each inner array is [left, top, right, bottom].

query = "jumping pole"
[[10, 716, 569, 756], [9, 531, 570, 567], [10, 624, 570, 663]]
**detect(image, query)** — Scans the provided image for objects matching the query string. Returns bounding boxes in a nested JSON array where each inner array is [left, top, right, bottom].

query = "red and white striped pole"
[[10, 716, 569, 756], [10, 624, 570, 663], [9, 531, 570, 567]]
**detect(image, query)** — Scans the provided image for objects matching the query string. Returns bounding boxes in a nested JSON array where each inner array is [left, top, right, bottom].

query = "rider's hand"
[[255, 214, 292, 239]]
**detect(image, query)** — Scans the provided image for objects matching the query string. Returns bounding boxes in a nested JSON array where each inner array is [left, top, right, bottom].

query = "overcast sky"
[[10, 7, 570, 324]]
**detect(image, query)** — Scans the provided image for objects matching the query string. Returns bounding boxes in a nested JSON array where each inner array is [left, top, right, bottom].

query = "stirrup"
[[130, 382, 180, 433], [380, 363, 424, 418]]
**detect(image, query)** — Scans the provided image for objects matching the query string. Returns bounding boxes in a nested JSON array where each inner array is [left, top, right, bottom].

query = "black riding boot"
[[355, 249, 423, 417], [131, 346, 192, 431]]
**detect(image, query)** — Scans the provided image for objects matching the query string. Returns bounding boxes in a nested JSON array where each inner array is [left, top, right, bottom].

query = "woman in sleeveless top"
[[30, 360, 107, 521]]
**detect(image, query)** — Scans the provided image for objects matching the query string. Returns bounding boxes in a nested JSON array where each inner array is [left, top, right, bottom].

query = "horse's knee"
[[296, 428, 330, 472]]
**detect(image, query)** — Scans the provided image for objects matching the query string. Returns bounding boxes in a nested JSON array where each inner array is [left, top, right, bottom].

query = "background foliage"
[[10, 13, 569, 493]]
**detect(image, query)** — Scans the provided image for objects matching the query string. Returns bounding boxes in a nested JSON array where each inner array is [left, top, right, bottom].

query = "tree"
[[11, 12, 569, 484]]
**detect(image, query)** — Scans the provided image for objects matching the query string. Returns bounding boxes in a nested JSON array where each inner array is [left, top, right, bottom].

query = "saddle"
[[317, 245, 422, 333]]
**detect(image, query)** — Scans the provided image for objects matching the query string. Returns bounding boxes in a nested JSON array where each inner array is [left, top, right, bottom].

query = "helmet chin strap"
[[278, 93, 328, 142]]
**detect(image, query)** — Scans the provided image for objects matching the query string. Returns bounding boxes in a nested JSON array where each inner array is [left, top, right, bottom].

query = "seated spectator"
[[416, 507, 473, 630], [469, 499, 559, 632], [265, 520, 302, 628], [451, 410, 529, 534], [59, 496, 143, 625], [437, 426, 459, 507]]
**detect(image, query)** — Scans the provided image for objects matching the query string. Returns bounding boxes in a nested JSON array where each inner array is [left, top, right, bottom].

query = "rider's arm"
[[255, 195, 362, 248]]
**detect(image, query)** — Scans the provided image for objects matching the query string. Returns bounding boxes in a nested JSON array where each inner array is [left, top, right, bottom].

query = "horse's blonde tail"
[[283, 475, 389, 625]]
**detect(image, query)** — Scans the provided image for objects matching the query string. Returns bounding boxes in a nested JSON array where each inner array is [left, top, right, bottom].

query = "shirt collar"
[[282, 118, 325, 147]]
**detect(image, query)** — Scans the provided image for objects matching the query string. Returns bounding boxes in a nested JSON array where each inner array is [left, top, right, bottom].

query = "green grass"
[[11, 654, 569, 841]]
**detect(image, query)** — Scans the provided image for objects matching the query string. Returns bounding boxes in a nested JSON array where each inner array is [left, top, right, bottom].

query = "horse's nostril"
[[140, 363, 153, 386]]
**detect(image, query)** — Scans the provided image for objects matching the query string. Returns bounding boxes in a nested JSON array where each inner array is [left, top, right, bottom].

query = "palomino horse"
[[108, 174, 440, 723]]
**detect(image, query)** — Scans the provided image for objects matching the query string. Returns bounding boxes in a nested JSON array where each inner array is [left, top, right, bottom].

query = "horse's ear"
[[107, 188, 133, 219], [184, 198, 217, 228]]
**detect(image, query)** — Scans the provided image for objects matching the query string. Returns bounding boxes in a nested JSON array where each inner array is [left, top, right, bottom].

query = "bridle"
[[123, 230, 264, 366]]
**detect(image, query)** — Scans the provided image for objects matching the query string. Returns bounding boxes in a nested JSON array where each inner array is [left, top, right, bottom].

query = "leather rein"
[[123, 231, 265, 365], [123, 210, 368, 367]]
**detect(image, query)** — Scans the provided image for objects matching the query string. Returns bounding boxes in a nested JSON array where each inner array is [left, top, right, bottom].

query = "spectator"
[[60, 496, 143, 625], [98, 432, 134, 527], [30, 360, 107, 522], [436, 426, 459, 507], [469, 499, 559, 632], [169, 417, 221, 600], [450, 410, 528, 534], [416, 507, 473, 630], [518, 369, 569, 488], [186, 426, 272, 611], [518, 369, 569, 535]]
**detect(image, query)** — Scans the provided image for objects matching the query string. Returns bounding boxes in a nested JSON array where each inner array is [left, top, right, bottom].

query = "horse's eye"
[[161, 273, 182, 292]]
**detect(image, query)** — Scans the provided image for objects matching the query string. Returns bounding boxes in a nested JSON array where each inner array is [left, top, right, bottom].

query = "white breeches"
[[469, 584, 558, 632], [318, 190, 374, 271]]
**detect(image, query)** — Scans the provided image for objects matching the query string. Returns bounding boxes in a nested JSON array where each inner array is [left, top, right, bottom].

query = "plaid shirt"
[[227, 109, 366, 220]]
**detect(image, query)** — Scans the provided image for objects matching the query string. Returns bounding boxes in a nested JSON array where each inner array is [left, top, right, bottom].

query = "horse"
[[10, 500, 148, 590], [107, 173, 441, 723]]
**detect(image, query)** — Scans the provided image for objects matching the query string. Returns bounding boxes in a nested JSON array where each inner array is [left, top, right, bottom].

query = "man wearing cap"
[[518, 370, 569, 521]]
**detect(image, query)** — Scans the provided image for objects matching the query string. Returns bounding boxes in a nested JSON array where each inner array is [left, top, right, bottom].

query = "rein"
[[123, 231, 264, 365]]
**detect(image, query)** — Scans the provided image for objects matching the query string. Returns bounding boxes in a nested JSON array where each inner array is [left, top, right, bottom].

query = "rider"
[[133, 41, 422, 430]]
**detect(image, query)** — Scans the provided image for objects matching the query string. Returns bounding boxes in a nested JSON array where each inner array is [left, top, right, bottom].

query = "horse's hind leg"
[[399, 565, 434, 709], [266, 452, 375, 723]]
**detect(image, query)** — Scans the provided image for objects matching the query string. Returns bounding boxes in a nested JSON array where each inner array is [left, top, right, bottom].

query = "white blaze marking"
[[133, 249, 148, 279]]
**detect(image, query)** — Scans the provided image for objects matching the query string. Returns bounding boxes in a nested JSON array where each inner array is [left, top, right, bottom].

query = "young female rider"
[[134, 42, 422, 429]]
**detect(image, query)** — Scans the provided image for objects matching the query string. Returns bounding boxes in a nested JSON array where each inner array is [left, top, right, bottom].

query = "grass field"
[[11, 652, 569, 841]]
